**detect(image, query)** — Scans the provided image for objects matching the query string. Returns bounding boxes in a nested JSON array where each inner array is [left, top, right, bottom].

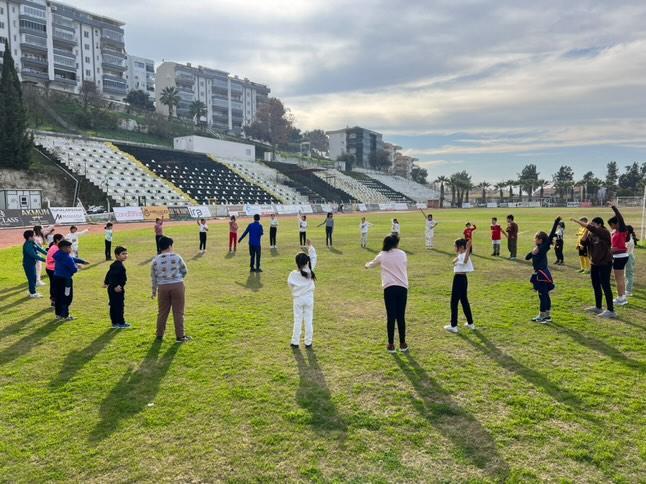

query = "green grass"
[[0, 209, 644, 482]]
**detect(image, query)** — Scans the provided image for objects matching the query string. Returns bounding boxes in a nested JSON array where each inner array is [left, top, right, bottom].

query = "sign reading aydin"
[[0, 208, 55, 228], [49, 207, 87, 225], [113, 206, 144, 222], [142, 206, 170, 221]]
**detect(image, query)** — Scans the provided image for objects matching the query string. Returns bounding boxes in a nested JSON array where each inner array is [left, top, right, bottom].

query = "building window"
[[84, 31, 89, 38], [86, 70, 91, 76], [20, 19, 47, 33], [0, 22, 4, 29], [84, 44, 90, 50], [85, 56, 90, 63]]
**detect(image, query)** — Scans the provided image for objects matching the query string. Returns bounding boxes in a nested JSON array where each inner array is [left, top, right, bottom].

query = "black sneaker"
[[116, 323, 132, 329], [290, 343, 299, 349], [305, 344, 313, 349], [250, 268, 256, 272], [256, 268, 263, 273], [176, 336, 192, 343]]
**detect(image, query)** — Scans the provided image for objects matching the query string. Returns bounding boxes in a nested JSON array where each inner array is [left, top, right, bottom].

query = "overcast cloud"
[[76, 0, 646, 181]]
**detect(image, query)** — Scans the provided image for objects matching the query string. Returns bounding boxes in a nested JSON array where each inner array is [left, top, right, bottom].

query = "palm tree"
[[189, 100, 207, 127], [506, 180, 515, 198], [536, 179, 546, 201], [477, 181, 491, 203], [160, 86, 180, 120], [495, 182, 505, 200], [434, 176, 449, 208]]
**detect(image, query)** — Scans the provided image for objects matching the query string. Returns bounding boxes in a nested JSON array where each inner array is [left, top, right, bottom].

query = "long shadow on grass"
[[0, 317, 62, 365], [0, 287, 29, 302], [270, 248, 280, 257], [549, 323, 644, 372], [138, 256, 155, 266], [363, 247, 378, 254], [0, 308, 52, 340], [328, 247, 343, 255], [89, 341, 179, 442], [235, 272, 263, 292], [292, 348, 347, 439], [0, 284, 26, 295], [0, 296, 31, 313], [49, 329, 118, 388], [394, 354, 509, 479], [225, 252, 236, 259], [430, 249, 456, 258], [460, 332, 583, 409]]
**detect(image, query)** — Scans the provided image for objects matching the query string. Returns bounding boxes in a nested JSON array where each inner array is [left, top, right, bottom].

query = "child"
[[53, 239, 89, 321], [360, 217, 373, 248], [625, 225, 638, 297], [104, 223, 113, 261], [490, 218, 502, 256], [526, 217, 560, 323], [289, 240, 318, 349], [607, 204, 629, 306], [444, 238, 475, 333], [269, 214, 279, 249], [298, 214, 308, 247], [391, 218, 401, 237], [318, 212, 335, 247], [554, 221, 565, 265], [154, 216, 164, 254], [423, 212, 438, 249], [463, 223, 477, 245], [46, 234, 65, 307], [198, 218, 208, 253], [33, 225, 50, 286], [575, 217, 591, 273], [505, 214, 519, 259], [103, 246, 130, 329], [22, 230, 47, 298], [365, 235, 409, 353], [570, 216, 615, 318], [65, 225, 89, 258], [239, 214, 264, 272], [229, 215, 238, 252], [151, 236, 191, 342]]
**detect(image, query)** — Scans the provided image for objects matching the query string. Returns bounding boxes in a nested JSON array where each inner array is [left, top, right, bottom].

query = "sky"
[[75, 0, 646, 182]]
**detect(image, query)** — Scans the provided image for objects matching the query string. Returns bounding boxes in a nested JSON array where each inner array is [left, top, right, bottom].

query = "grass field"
[[0, 209, 644, 482]]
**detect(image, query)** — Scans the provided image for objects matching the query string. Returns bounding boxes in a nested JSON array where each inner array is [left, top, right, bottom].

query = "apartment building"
[[0, 0, 127, 99], [126, 55, 154, 95], [327, 126, 384, 169], [155, 61, 270, 133]]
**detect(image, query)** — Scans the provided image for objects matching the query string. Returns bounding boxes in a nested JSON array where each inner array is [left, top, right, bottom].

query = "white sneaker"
[[444, 325, 458, 334], [625, 292, 632, 297], [29, 293, 43, 299], [597, 310, 617, 319], [614, 297, 628, 306], [36, 280, 46, 287], [465, 323, 476, 330], [585, 306, 603, 315]]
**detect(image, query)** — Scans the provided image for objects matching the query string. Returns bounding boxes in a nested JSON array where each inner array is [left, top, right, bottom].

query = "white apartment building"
[[155, 61, 270, 133], [126, 55, 154, 95], [0, 0, 128, 99]]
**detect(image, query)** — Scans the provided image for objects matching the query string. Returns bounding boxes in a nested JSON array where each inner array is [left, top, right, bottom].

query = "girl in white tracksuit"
[[289, 242, 318, 349]]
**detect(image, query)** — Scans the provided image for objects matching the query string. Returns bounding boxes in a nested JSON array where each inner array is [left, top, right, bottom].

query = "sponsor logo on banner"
[[49, 207, 87, 224], [168, 206, 192, 221], [0, 209, 23, 228], [113, 206, 144, 222], [567, 202, 581, 208], [244, 204, 275, 216], [188, 205, 212, 219], [379, 202, 409, 211], [0, 208, 55, 228], [142, 206, 171, 221]]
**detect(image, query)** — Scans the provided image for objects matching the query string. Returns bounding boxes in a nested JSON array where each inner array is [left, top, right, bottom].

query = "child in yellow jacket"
[[575, 217, 591, 273]]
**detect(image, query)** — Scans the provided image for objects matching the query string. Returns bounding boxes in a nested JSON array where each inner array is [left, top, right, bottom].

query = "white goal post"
[[616, 185, 646, 243]]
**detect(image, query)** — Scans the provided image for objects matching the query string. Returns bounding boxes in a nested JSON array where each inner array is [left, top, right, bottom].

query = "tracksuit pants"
[[554, 240, 564, 263], [450, 274, 473, 327], [249, 245, 261, 270], [361, 233, 368, 248], [105, 240, 112, 260], [270, 227, 277, 247], [229, 232, 237, 251], [54, 276, 73, 318], [325, 227, 333, 246], [508, 239, 518, 258], [155, 235, 163, 254], [425, 230, 434, 248], [492, 240, 501, 256], [46, 269, 55, 305], [108, 287, 125, 326], [384, 285, 407, 345], [626, 254, 635, 293], [23, 262, 37, 295], [299, 231, 307, 246], [291, 294, 314, 346], [156, 282, 185, 339], [590, 263, 614, 311], [199, 232, 207, 251]]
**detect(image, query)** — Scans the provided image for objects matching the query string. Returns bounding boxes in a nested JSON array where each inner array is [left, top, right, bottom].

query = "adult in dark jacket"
[[239, 214, 264, 272]]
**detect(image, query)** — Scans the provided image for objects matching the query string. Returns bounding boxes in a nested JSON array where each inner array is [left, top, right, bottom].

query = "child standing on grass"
[[65, 225, 88, 258], [318, 212, 335, 247], [154, 217, 164, 254], [464, 222, 477, 246], [490, 218, 502, 256], [554, 221, 565, 265], [22, 230, 47, 299], [444, 238, 475, 333], [298, 214, 308, 247], [53, 239, 89, 321], [289, 240, 318, 349], [526, 217, 561, 323], [198, 218, 208, 253], [625, 225, 638, 297], [103, 246, 130, 329], [607, 204, 629, 306], [228, 215, 238, 252], [269, 214, 279, 249], [365, 235, 409, 353], [505, 214, 519, 259], [360, 217, 373, 248], [104, 223, 113, 261], [46, 234, 64, 307], [151, 236, 191, 343], [33, 225, 51, 287], [571, 216, 615, 318], [391, 218, 401, 237], [575, 217, 591, 273], [423, 212, 438, 249]]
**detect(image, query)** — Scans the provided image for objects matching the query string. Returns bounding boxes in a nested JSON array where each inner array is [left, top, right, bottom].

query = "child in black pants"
[[445, 238, 475, 333], [554, 221, 565, 265], [526, 217, 560, 323], [103, 246, 130, 329]]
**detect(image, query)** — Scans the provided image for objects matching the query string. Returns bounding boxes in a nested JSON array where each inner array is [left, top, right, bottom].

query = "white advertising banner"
[[487, 202, 498, 208], [244, 204, 275, 216], [113, 206, 144, 222], [298, 204, 314, 214], [49, 207, 87, 224], [188, 205, 213, 219], [415, 203, 427, 209], [357, 204, 368, 212], [320, 204, 334, 213]]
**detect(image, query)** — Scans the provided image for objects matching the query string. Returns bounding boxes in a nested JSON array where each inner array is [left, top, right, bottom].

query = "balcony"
[[22, 68, 49, 81], [101, 31, 124, 48], [22, 55, 48, 67], [176, 73, 194, 87], [102, 57, 127, 71], [21, 34, 48, 52], [53, 30, 76, 48]]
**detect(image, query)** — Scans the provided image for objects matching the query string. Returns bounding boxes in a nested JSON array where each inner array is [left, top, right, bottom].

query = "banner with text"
[[114, 206, 144, 222], [49, 207, 87, 225], [188, 205, 213, 219], [0, 208, 55, 228], [244, 204, 276, 216], [142, 206, 170, 222], [168, 206, 192, 221]]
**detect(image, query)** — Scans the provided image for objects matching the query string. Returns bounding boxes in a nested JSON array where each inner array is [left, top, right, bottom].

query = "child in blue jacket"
[[22, 230, 48, 298], [53, 239, 88, 321], [526, 217, 561, 323]]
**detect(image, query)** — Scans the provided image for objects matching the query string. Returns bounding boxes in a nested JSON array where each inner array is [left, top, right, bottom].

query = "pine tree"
[[0, 45, 33, 169]]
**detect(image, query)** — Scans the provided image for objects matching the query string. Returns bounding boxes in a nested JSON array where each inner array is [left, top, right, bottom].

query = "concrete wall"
[[174, 135, 256, 161]]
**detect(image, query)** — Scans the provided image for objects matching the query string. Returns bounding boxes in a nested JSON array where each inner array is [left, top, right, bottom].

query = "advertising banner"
[[298, 204, 314, 214], [244, 204, 275, 216], [0, 208, 55, 228], [188, 205, 213, 219], [142, 206, 170, 222], [0, 209, 24, 228], [49, 207, 87, 225], [487, 202, 498, 208], [357, 204, 368, 212], [113, 206, 144, 222], [168, 206, 192, 221], [320, 204, 334, 213]]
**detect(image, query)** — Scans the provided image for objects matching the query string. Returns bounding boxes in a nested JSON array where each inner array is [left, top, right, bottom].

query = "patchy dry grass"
[[0, 208, 644, 482]]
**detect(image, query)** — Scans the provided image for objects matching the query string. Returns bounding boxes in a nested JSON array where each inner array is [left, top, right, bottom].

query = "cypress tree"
[[0, 44, 32, 169]]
